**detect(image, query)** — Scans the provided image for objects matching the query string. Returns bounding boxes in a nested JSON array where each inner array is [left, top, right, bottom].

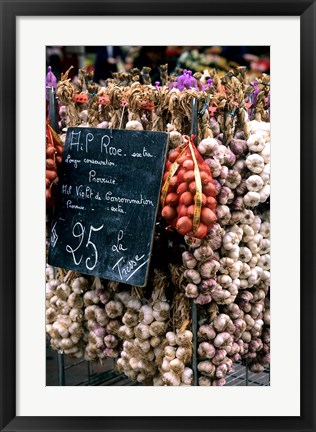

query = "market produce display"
[[46, 64, 270, 385]]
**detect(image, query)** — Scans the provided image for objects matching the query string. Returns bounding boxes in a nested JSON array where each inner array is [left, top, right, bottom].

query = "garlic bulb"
[[199, 376, 212, 386], [83, 290, 100, 306], [71, 277, 89, 294], [163, 371, 181, 386], [176, 330, 193, 345], [105, 300, 124, 319], [118, 325, 134, 340], [222, 232, 240, 250], [243, 191, 261, 208], [169, 358, 185, 374], [185, 283, 199, 298], [198, 361, 216, 377], [166, 331, 177, 346], [182, 251, 198, 269], [184, 269, 201, 285], [198, 342, 216, 359], [56, 283, 71, 300], [198, 137, 219, 156], [152, 301, 170, 322], [245, 154, 265, 174], [260, 222, 270, 238], [198, 324, 216, 341], [127, 298, 142, 311], [149, 321, 167, 337], [246, 175, 264, 192], [134, 323, 151, 340], [164, 346, 177, 361], [126, 120, 143, 130], [247, 134, 265, 152], [122, 310, 139, 328], [193, 245, 213, 261], [139, 305, 154, 325], [181, 367, 193, 385]]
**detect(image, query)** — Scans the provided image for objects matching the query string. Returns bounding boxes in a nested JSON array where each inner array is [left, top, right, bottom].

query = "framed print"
[[0, 0, 315, 431]]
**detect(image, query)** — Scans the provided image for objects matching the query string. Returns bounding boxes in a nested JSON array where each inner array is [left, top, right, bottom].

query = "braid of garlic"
[[87, 79, 100, 127], [56, 66, 80, 127]]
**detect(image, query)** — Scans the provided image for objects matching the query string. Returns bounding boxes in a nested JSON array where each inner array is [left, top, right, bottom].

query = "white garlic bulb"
[[247, 134, 265, 152], [245, 154, 265, 174], [163, 371, 181, 386], [246, 175, 264, 192]]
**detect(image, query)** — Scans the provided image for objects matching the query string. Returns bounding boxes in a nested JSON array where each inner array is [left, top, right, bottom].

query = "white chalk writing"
[[105, 192, 154, 206], [65, 155, 81, 168], [112, 254, 147, 281], [62, 185, 72, 195], [111, 230, 127, 254], [84, 158, 115, 167], [88, 170, 116, 185], [66, 222, 104, 271], [110, 204, 124, 214], [85, 133, 94, 153], [66, 222, 84, 265], [69, 131, 81, 151], [75, 185, 93, 199], [85, 224, 104, 270], [66, 200, 85, 210], [101, 135, 122, 156], [131, 147, 153, 158], [51, 222, 58, 247]]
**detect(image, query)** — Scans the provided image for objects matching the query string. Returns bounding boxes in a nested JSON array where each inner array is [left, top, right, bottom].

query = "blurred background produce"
[[46, 46, 270, 85]]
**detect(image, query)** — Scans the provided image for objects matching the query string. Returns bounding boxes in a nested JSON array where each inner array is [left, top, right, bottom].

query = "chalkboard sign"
[[48, 127, 169, 286]]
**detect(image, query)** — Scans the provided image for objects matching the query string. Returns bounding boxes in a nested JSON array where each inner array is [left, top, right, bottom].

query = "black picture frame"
[[0, 1, 315, 431]]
